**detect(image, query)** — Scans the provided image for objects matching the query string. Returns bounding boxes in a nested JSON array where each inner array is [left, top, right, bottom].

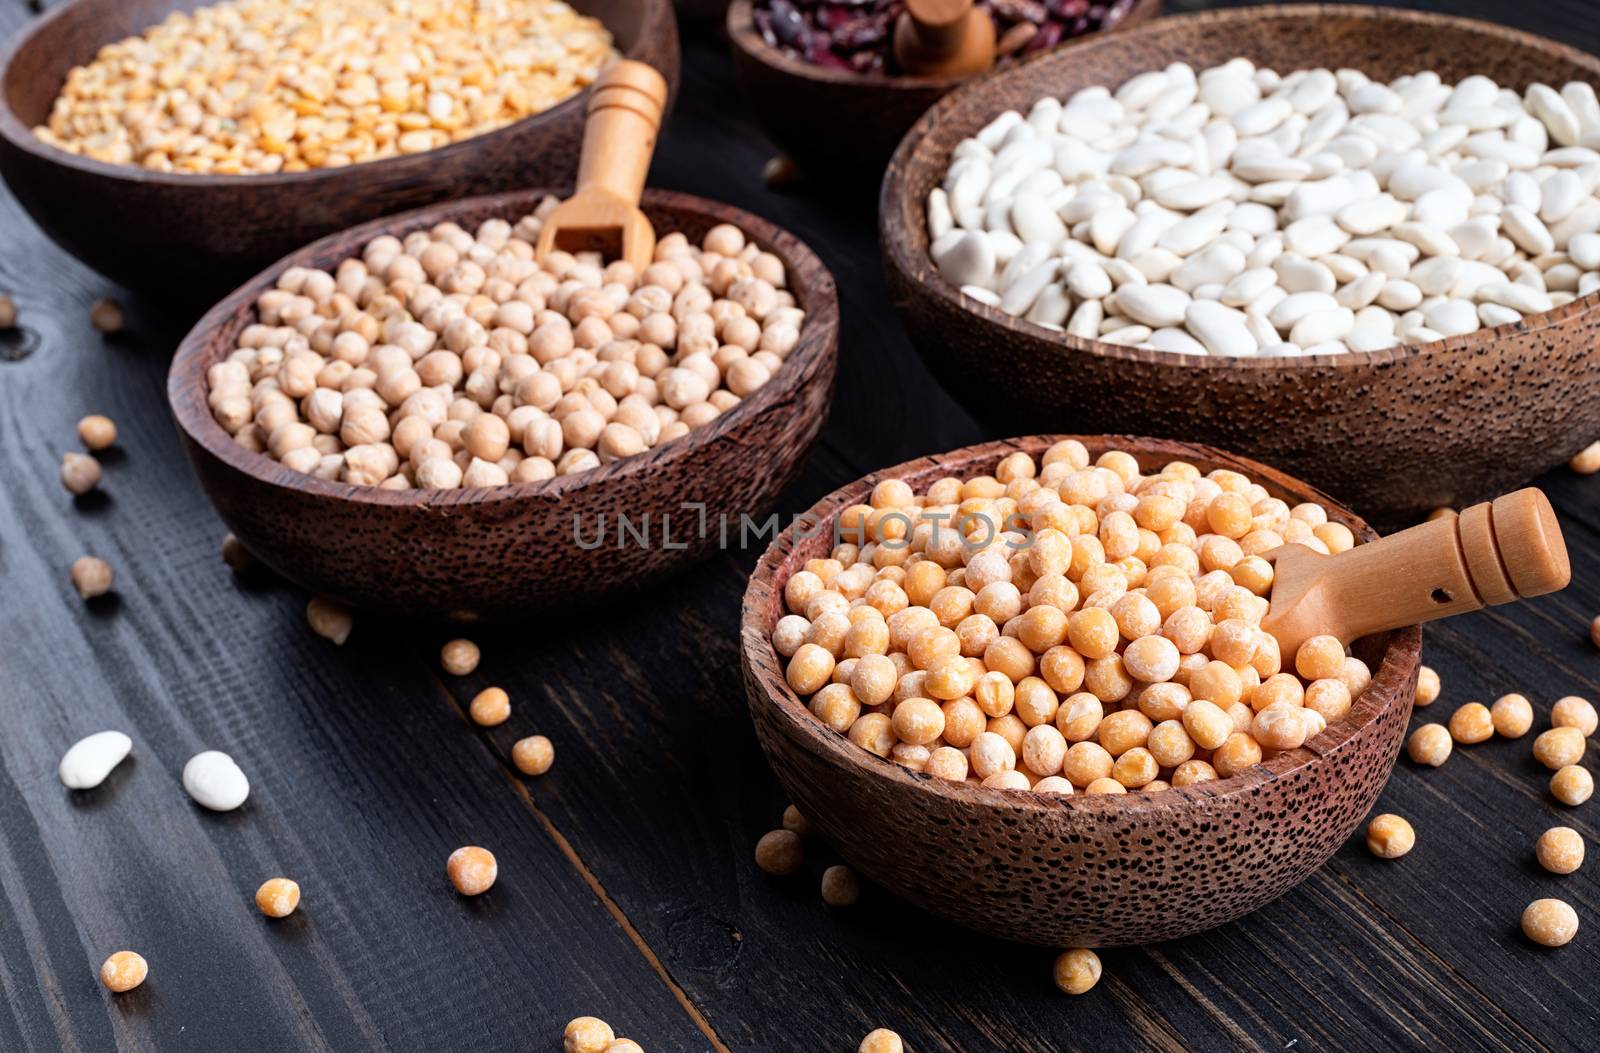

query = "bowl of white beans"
[[880, 5, 1600, 526]]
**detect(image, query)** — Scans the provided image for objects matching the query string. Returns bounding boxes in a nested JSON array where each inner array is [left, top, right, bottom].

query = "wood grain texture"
[[168, 189, 839, 620], [726, 0, 1162, 183], [0, 0, 681, 298], [1, 2, 1598, 1052], [740, 434, 1420, 946], [880, 4, 1600, 528]]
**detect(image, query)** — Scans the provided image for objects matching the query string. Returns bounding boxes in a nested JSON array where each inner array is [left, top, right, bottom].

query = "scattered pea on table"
[[77, 414, 117, 451], [306, 597, 353, 645], [60, 452, 101, 495], [1414, 666, 1441, 707], [441, 639, 481, 676], [70, 556, 113, 599], [255, 878, 302, 918], [1448, 702, 1494, 744], [446, 846, 497, 896], [1406, 724, 1452, 767], [1366, 814, 1415, 859], [1535, 828, 1585, 875], [1551, 765, 1594, 806], [858, 1028, 903, 1053], [511, 735, 554, 776], [99, 950, 148, 993], [1489, 694, 1534, 738], [468, 687, 510, 727], [1521, 899, 1580, 947], [1052, 948, 1103, 995], [754, 829, 804, 876], [564, 1016, 615, 1053]]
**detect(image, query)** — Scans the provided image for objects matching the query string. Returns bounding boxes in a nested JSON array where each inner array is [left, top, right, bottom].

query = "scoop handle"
[[574, 60, 668, 208], [1310, 488, 1569, 642], [894, 0, 995, 75]]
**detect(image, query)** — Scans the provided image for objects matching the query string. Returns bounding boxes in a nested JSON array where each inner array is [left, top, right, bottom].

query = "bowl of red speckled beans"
[[726, 0, 1161, 185]]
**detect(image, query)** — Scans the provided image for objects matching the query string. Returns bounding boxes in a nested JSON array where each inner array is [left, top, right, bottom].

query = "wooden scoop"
[[536, 60, 669, 273], [893, 0, 996, 77], [1262, 488, 1570, 659]]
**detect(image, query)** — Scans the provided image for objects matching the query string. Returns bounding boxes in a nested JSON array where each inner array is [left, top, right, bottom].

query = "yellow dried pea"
[[255, 877, 301, 917], [821, 865, 860, 907], [99, 950, 148, 993], [859, 1029, 903, 1053], [1406, 723, 1452, 767], [1413, 665, 1441, 707], [1521, 898, 1579, 947], [89, 299, 125, 334], [1551, 695, 1598, 737], [60, 451, 102, 495], [1551, 765, 1594, 806], [565, 1017, 616, 1053], [770, 447, 1367, 798], [446, 845, 497, 895], [1447, 702, 1494, 744], [37, 0, 615, 174], [1535, 827, 1584, 875], [1366, 813, 1414, 859], [441, 638, 480, 676], [1572, 441, 1600, 475], [512, 735, 554, 776], [306, 596, 352, 644], [1052, 948, 1102, 995], [468, 686, 510, 726], [1533, 727, 1587, 770], [1489, 693, 1534, 738]]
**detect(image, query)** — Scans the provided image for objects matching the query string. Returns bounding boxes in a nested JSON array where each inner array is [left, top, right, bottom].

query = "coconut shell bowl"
[[880, 5, 1600, 528], [726, 0, 1160, 185], [168, 188, 839, 620], [0, 0, 679, 297], [740, 434, 1570, 946]]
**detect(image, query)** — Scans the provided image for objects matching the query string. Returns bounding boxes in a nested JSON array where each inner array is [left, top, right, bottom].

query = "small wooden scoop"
[[893, 0, 996, 77], [1262, 488, 1570, 659], [536, 60, 669, 273]]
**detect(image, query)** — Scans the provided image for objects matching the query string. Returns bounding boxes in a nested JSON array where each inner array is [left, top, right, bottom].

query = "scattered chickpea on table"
[[1535, 827, 1585, 876], [1366, 814, 1415, 860], [76, 414, 116, 451], [1522, 898, 1580, 948], [60, 451, 101, 495], [99, 950, 148, 993], [468, 686, 510, 726], [70, 556, 113, 599], [255, 877, 302, 918], [306, 597, 353, 644], [754, 828, 804, 876], [441, 638, 481, 676], [1052, 948, 1103, 995], [446, 845, 497, 896], [511, 735, 555, 776]]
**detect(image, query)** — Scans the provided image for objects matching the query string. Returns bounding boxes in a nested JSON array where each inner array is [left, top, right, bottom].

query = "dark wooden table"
[[2, 1, 1597, 1050]]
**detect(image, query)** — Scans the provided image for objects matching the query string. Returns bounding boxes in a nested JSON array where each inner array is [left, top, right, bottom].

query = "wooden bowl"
[[168, 188, 839, 621], [726, 0, 1160, 184], [880, 5, 1600, 528], [0, 0, 679, 298], [740, 435, 1420, 947]]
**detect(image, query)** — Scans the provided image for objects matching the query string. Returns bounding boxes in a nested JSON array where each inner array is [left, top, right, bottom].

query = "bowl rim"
[[740, 433, 1422, 816], [0, 0, 673, 187], [725, 0, 1160, 94], [166, 186, 840, 508], [879, 2, 1600, 373]]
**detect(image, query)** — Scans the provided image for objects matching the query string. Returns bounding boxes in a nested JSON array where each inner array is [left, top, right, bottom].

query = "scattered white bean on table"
[[928, 61, 1600, 356], [182, 750, 250, 811], [58, 731, 133, 789]]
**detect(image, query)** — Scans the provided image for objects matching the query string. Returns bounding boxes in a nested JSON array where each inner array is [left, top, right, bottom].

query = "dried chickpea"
[[606, 1041, 644, 1053], [255, 877, 301, 918], [512, 735, 555, 776], [1294, 635, 1345, 681], [858, 1029, 903, 1053], [89, 299, 124, 334], [1551, 765, 1594, 806], [447, 846, 497, 896], [821, 865, 860, 907], [754, 829, 803, 875], [70, 556, 113, 599], [781, 804, 812, 838], [441, 638, 481, 676], [1212, 732, 1262, 778], [1521, 899, 1579, 947], [565, 1017, 616, 1053], [1551, 696, 1598, 737], [1406, 724, 1452, 767], [1052, 948, 1102, 995], [1366, 814, 1414, 859], [1534, 727, 1587, 770], [1535, 827, 1584, 875], [1170, 759, 1218, 787], [77, 414, 117, 451], [469, 687, 511, 727], [99, 950, 148, 993], [306, 597, 352, 644], [1448, 702, 1494, 744], [1414, 665, 1441, 707], [1182, 700, 1232, 751], [60, 451, 102, 495], [1253, 705, 1308, 751], [221, 532, 254, 574], [1571, 442, 1600, 475], [1490, 694, 1534, 738]]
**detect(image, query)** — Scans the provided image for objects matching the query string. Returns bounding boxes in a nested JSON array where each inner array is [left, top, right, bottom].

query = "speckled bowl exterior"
[[169, 189, 839, 621], [741, 435, 1420, 947], [726, 0, 1161, 184], [0, 0, 679, 297], [880, 6, 1600, 528]]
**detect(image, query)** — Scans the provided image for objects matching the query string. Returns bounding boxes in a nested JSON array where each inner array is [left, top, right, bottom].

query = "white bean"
[[59, 731, 133, 790], [183, 750, 250, 811]]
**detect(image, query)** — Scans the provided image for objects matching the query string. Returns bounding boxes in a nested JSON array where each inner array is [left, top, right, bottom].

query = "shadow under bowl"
[[880, 5, 1600, 528], [169, 188, 839, 621], [0, 0, 680, 298], [741, 434, 1420, 947]]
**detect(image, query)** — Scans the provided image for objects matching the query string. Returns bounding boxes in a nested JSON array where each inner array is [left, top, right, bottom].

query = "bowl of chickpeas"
[[168, 187, 839, 619], [0, 0, 678, 296], [740, 434, 1420, 947]]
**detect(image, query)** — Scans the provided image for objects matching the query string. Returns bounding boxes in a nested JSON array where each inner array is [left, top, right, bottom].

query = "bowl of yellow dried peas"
[[740, 434, 1420, 947], [0, 0, 679, 296]]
